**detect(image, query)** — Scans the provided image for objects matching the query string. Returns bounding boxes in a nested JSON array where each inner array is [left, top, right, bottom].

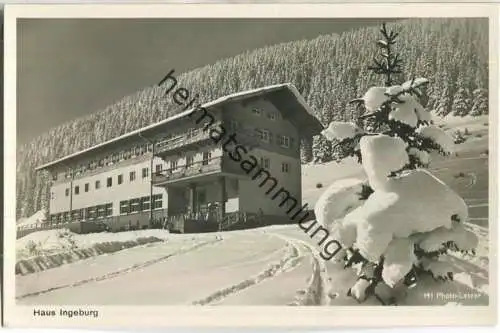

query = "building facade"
[[36, 84, 323, 232]]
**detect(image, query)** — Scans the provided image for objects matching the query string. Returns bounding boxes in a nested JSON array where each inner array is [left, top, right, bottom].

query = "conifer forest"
[[16, 18, 488, 219]]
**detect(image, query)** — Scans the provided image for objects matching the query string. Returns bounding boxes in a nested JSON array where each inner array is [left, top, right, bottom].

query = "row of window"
[[63, 167, 151, 197], [259, 157, 291, 173], [59, 156, 289, 200], [50, 203, 113, 223], [58, 144, 153, 181], [55, 124, 290, 183], [50, 194, 164, 223], [120, 195, 163, 215], [59, 152, 216, 198], [229, 121, 293, 149], [59, 157, 289, 198], [61, 153, 214, 196], [155, 127, 204, 150], [256, 129, 292, 148], [56, 126, 209, 181], [54, 108, 282, 182], [154, 151, 212, 175], [251, 108, 280, 121]]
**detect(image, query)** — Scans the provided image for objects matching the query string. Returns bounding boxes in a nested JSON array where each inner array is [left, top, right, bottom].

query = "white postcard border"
[[3, 2, 499, 328]]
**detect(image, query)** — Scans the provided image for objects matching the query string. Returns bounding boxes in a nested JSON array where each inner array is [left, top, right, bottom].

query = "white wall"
[[238, 148, 301, 216], [50, 145, 225, 216], [50, 155, 167, 215]]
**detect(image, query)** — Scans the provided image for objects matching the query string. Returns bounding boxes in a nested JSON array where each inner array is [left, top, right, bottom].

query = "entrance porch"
[[155, 173, 260, 233]]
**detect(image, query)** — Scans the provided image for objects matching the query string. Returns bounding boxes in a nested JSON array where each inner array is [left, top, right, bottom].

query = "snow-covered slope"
[[16, 228, 171, 275], [16, 223, 488, 306], [15, 113, 489, 307], [301, 157, 365, 208], [17, 228, 169, 259], [17, 209, 46, 227]]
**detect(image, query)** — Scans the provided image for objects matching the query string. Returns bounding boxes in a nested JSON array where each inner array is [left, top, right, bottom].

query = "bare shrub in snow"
[[26, 240, 40, 257]]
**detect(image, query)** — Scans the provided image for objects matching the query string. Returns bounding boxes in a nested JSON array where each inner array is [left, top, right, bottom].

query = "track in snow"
[[17, 238, 221, 300], [270, 234, 331, 306], [189, 232, 332, 306], [190, 240, 302, 305], [17, 231, 297, 305]]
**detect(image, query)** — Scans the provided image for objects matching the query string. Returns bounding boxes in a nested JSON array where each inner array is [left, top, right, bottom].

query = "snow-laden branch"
[[416, 125, 455, 155], [321, 121, 364, 142]]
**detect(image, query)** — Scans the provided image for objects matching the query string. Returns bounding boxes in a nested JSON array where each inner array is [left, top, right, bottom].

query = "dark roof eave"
[[35, 83, 320, 171]]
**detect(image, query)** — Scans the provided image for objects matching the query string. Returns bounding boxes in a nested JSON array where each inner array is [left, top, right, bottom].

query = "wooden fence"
[[16, 209, 169, 239]]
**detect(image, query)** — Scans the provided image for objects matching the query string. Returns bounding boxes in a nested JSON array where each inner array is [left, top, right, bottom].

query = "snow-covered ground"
[[15, 116, 490, 306], [302, 156, 364, 208], [17, 209, 47, 228], [17, 228, 170, 259], [16, 228, 171, 275], [433, 114, 489, 154], [16, 222, 488, 306]]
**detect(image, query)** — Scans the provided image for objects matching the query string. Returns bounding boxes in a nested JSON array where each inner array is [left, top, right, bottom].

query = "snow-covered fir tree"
[[452, 74, 472, 117], [312, 135, 333, 163], [300, 137, 314, 163], [470, 88, 488, 116], [315, 23, 479, 305], [435, 81, 452, 116]]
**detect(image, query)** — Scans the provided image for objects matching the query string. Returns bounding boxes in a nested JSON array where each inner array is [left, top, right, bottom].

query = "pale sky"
[[17, 18, 392, 144]]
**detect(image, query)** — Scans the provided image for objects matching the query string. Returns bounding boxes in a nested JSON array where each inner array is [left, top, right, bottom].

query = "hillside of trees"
[[16, 18, 488, 219]]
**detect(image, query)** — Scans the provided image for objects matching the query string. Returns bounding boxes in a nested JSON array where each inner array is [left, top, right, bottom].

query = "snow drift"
[[17, 209, 47, 227], [16, 228, 169, 275]]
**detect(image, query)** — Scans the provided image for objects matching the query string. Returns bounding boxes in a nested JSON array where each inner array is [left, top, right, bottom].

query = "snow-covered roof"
[[36, 83, 322, 171]]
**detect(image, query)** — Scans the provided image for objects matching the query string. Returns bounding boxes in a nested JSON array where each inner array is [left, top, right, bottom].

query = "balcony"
[[155, 129, 212, 156], [152, 156, 223, 185]]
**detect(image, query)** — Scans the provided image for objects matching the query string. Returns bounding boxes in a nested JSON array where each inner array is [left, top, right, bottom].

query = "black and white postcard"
[[2, 2, 498, 329]]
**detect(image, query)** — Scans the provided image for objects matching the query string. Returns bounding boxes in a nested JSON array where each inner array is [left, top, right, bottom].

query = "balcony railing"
[[166, 210, 259, 233], [152, 156, 223, 184], [155, 130, 211, 155]]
